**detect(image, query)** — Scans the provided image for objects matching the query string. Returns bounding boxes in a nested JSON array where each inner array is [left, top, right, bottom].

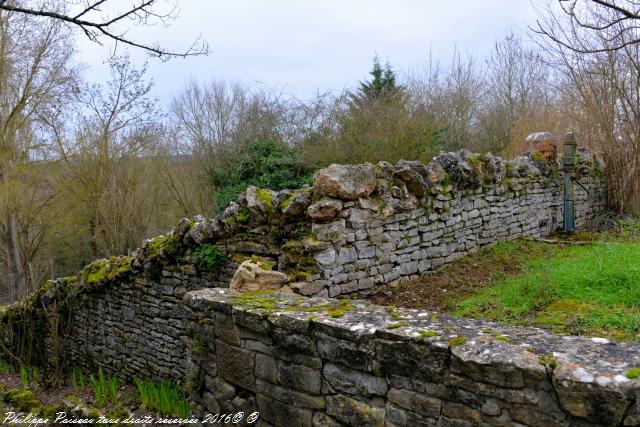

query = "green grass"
[[454, 238, 640, 341], [89, 368, 119, 408], [135, 378, 190, 418], [71, 367, 85, 395], [18, 365, 38, 390]]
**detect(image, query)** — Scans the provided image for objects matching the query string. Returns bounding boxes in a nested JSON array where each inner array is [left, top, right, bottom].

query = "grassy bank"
[[454, 238, 640, 341]]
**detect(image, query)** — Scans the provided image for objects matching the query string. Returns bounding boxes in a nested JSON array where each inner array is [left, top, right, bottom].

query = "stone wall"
[[0, 260, 217, 383], [193, 148, 605, 298], [0, 148, 616, 427], [183, 288, 640, 427], [303, 173, 600, 298]]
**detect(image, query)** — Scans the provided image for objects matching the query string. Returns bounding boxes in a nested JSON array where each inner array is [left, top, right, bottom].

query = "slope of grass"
[[454, 239, 640, 341]]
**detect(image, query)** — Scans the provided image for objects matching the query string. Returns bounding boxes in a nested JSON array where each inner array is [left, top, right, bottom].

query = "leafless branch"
[[0, 0, 209, 60], [532, 0, 640, 52]]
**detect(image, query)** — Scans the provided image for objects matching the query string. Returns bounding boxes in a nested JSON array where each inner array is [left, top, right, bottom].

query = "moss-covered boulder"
[[5, 388, 40, 411]]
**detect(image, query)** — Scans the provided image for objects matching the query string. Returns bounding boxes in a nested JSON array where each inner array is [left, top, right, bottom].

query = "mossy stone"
[[448, 336, 468, 347], [5, 388, 40, 411], [626, 368, 640, 379]]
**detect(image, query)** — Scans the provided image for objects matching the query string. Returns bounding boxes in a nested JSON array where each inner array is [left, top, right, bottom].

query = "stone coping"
[[184, 288, 640, 406]]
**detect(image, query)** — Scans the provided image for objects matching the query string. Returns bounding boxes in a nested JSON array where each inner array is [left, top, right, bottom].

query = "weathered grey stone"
[[290, 281, 326, 296], [202, 391, 220, 413], [323, 362, 388, 396], [326, 394, 385, 426], [349, 207, 371, 225], [450, 336, 547, 389], [312, 412, 342, 427], [313, 163, 377, 200], [387, 388, 441, 417], [442, 401, 482, 423], [246, 185, 277, 216], [385, 402, 439, 427], [338, 247, 358, 264], [553, 362, 634, 425], [307, 199, 343, 222], [424, 161, 447, 186], [316, 333, 375, 371], [359, 197, 384, 212], [278, 362, 322, 394], [256, 379, 325, 409], [210, 376, 236, 400], [374, 160, 395, 180], [255, 353, 278, 383], [312, 219, 346, 241], [314, 248, 337, 267], [216, 339, 255, 391], [303, 237, 332, 252], [281, 188, 312, 219], [256, 393, 314, 427], [394, 160, 430, 196]]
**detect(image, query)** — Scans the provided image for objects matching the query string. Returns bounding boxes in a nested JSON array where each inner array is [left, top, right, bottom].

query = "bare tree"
[[478, 33, 554, 155], [53, 56, 166, 259], [405, 49, 484, 153], [0, 7, 76, 299], [0, 0, 208, 59], [441, 50, 484, 150], [169, 79, 318, 186], [535, 1, 640, 214], [534, 0, 640, 52]]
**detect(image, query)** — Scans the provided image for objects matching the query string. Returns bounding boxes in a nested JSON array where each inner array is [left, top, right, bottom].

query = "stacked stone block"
[[307, 177, 601, 298]]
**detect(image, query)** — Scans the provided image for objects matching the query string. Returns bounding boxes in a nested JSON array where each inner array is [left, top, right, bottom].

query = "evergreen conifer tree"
[[350, 55, 403, 107]]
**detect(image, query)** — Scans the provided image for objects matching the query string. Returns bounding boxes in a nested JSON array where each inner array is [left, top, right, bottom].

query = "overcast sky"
[[76, 0, 541, 106]]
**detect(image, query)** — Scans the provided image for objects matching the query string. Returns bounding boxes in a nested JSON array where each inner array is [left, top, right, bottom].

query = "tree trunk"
[[88, 218, 98, 260], [2, 213, 22, 300]]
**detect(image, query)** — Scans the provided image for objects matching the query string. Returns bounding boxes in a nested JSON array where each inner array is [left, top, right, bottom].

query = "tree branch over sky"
[[533, 0, 640, 52], [0, 0, 209, 59]]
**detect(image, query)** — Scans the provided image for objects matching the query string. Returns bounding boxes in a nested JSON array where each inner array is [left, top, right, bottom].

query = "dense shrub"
[[191, 244, 227, 274], [211, 139, 313, 211]]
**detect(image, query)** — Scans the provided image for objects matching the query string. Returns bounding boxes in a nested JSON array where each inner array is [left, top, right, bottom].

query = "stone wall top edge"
[[184, 287, 640, 394]]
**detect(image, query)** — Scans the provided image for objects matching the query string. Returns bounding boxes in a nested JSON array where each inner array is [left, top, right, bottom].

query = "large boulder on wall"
[[229, 260, 290, 292], [313, 163, 376, 200]]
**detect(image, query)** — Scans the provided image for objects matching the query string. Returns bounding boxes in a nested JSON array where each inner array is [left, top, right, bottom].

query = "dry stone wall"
[[0, 148, 616, 427], [305, 174, 599, 298], [207, 148, 604, 298], [183, 288, 640, 427]]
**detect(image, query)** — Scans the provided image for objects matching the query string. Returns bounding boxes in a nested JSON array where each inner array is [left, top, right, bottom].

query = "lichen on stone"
[[327, 300, 355, 318], [387, 321, 409, 329], [236, 207, 251, 223]]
